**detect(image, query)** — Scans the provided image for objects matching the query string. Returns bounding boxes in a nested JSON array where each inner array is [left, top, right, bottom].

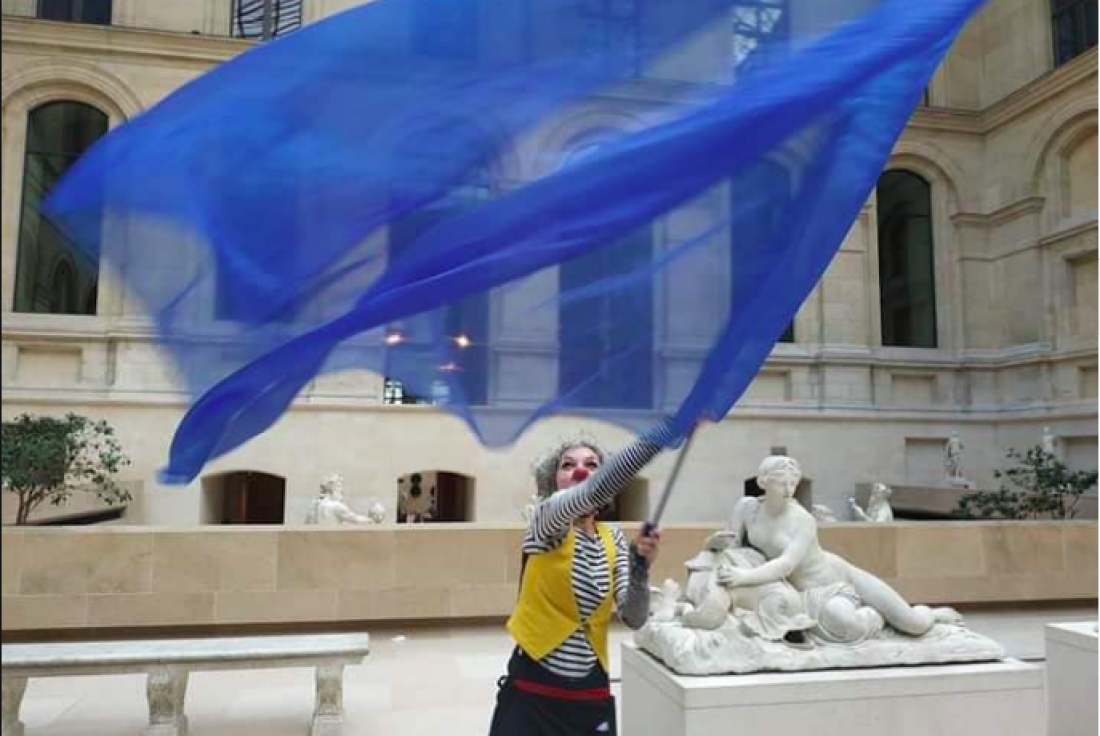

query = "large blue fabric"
[[46, 0, 983, 483]]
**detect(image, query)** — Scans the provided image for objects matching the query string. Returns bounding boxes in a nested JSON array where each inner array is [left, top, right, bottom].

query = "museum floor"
[[12, 603, 1094, 736]]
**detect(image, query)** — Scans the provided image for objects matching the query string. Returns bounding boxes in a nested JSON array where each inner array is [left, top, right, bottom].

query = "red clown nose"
[[571, 468, 590, 482]]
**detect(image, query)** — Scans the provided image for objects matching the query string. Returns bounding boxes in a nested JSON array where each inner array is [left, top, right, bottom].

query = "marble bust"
[[849, 482, 894, 523], [637, 455, 1003, 674], [305, 474, 373, 525]]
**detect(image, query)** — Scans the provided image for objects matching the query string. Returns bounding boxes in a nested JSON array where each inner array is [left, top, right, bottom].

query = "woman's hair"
[[532, 435, 607, 499], [756, 455, 802, 486]]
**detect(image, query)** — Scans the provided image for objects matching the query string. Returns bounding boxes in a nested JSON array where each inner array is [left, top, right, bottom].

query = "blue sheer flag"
[[45, 0, 984, 484]]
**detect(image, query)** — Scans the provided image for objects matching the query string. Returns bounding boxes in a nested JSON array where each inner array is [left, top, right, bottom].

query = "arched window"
[[877, 170, 937, 348], [558, 138, 654, 409], [14, 101, 109, 315], [1051, 0, 1098, 67], [37, 0, 112, 25], [384, 156, 492, 406], [730, 159, 795, 342]]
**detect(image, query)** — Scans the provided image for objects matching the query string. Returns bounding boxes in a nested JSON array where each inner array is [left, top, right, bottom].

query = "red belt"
[[512, 678, 612, 701]]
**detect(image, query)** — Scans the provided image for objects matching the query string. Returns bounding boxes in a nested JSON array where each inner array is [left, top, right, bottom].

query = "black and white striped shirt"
[[523, 423, 677, 679]]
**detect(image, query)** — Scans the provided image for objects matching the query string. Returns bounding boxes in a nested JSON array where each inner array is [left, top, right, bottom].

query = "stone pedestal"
[[1045, 621, 1099, 736], [621, 642, 1044, 736]]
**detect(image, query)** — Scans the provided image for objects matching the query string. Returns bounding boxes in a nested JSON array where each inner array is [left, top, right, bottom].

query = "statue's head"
[[756, 455, 802, 500], [533, 434, 607, 498], [320, 473, 344, 498], [871, 482, 892, 500]]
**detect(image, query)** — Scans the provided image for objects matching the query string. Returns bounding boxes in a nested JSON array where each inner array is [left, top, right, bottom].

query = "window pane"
[[1051, 0, 1098, 67], [559, 227, 654, 409], [231, 0, 303, 40], [14, 102, 108, 315], [38, 0, 112, 25], [877, 170, 937, 348]]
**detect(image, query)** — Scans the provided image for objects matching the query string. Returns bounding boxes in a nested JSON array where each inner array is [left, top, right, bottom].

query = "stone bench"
[[1, 632, 370, 736]]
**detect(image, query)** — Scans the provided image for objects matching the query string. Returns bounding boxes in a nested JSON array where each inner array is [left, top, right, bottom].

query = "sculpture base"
[[621, 643, 1043, 736], [1045, 622, 1098, 736], [635, 620, 1005, 675]]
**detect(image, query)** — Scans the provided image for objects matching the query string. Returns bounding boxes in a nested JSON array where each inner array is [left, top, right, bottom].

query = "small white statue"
[[305, 473, 373, 525], [943, 432, 972, 488], [1041, 426, 1058, 457], [811, 504, 838, 523], [849, 483, 894, 523], [635, 455, 1003, 675]]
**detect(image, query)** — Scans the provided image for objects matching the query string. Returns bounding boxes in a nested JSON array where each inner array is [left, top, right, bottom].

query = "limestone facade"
[[1, 0, 1096, 525]]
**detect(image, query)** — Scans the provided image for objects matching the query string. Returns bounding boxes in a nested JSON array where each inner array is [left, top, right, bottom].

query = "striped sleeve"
[[523, 421, 679, 553], [613, 526, 650, 629]]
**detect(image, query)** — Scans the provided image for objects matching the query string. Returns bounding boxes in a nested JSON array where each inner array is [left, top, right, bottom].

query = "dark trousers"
[[488, 647, 617, 736]]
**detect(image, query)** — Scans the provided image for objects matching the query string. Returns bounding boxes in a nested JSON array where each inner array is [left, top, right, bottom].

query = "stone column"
[[145, 667, 189, 736], [311, 664, 345, 736], [2, 677, 27, 736]]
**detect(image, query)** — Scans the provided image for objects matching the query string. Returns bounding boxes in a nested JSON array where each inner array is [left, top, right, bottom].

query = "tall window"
[[556, 139, 653, 409], [231, 0, 303, 40], [384, 175, 491, 406], [559, 228, 654, 408], [37, 0, 112, 24], [731, 160, 794, 343], [1052, 0, 1098, 66], [14, 102, 109, 315], [877, 170, 937, 348]]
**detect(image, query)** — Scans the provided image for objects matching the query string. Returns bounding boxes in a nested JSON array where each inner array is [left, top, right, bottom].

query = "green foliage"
[[957, 446, 1098, 520], [1, 413, 132, 525]]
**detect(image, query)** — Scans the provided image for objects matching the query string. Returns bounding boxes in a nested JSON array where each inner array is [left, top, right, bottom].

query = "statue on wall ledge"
[[849, 482, 894, 523], [944, 431, 974, 488], [1041, 426, 1059, 457], [637, 455, 1003, 675], [304, 473, 378, 525]]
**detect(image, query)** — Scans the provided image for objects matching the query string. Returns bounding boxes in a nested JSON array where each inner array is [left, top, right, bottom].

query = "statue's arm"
[[849, 499, 871, 522], [333, 502, 370, 524], [723, 514, 815, 587]]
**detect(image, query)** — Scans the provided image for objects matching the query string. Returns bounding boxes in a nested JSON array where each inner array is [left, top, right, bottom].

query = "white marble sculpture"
[[849, 483, 894, 523], [1041, 426, 1059, 457], [944, 432, 973, 488], [304, 474, 375, 525], [811, 504, 838, 523], [637, 455, 1004, 675]]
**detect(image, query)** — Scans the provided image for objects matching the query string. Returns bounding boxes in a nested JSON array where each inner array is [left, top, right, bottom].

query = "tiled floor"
[[11, 603, 1096, 736]]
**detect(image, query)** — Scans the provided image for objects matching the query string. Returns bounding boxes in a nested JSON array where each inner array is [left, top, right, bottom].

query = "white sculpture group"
[[639, 455, 1004, 675], [849, 482, 894, 523], [305, 474, 386, 526]]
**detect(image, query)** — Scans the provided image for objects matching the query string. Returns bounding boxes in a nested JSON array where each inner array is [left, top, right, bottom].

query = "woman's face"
[[760, 469, 800, 501], [555, 445, 601, 492]]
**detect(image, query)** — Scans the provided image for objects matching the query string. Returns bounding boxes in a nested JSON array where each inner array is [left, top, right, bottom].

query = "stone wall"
[[2, 521, 1096, 633]]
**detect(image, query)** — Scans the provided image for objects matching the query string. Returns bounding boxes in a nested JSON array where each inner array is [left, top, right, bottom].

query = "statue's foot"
[[932, 606, 963, 625]]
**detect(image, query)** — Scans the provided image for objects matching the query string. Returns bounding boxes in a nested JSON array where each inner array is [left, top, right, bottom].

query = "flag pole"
[[643, 427, 697, 535]]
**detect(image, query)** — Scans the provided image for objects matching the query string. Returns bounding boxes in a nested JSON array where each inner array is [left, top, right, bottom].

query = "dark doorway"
[[201, 471, 286, 524]]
